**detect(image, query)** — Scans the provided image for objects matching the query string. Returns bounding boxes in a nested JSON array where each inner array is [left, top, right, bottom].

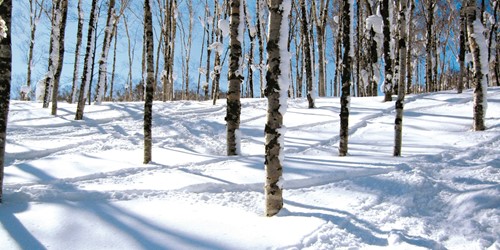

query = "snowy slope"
[[1, 88, 499, 250]]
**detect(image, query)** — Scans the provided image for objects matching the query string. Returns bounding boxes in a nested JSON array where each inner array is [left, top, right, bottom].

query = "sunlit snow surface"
[[2, 88, 500, 249]]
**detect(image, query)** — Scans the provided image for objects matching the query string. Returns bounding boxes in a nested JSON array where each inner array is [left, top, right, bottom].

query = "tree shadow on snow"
[[283, 200, 446, 249], [0, 201, 46, 249], [0, 162, 225, 249]]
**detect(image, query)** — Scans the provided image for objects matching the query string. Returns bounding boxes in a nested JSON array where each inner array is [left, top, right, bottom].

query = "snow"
[[366, 15, 383, 34], [208, 41, 223, 55], [472, 19, 490, 76], [218, 19, 230, 38], [2, 88, 500, 249]]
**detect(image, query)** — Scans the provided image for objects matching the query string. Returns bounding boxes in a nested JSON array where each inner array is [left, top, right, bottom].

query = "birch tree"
[[244, 0, 255, 98], [196, 0, 209, 100], [0, 0, 12, 203], [75, 0, 98, 120], [487, 1, 498, 87], [95, 0, 116, 104], [312, 0, 330, 97], [405, 0, 414, 94], [25, 0, 46, 100], [264, 0, 291, 217], [466, 1, 488, 131], [458, 4, 466, 94], [43, 0, 68, 109], [256, 0, 267, 98], [300, 0, 315, 108], [425, 0, 435, 93], [381, 0, 393, 101], [50, 0, 68, 115], [338, 0, 353, 156], [226, 0, 243, 156], [365, 0, 382, 97], [123, 16, 134, 101], [394, 0, 407, 156], [144, 0, 155, 163], [162, 0, 177, 101], [109, 0, 129, 101], [211, 0, 226, 105], [178, 0, 193, 99], [70, 0, 83, 103]]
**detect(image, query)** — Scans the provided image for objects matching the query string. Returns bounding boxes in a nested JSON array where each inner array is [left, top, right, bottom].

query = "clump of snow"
[[471, 19, 490, 76], [366, 15, 383, 34], [218, 19, 230, 38], [208, 41, 224, 55], [277, 125, 287, 165]]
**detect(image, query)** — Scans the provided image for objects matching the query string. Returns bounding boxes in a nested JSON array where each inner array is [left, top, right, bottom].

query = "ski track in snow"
[[2, 88, 500, 249]]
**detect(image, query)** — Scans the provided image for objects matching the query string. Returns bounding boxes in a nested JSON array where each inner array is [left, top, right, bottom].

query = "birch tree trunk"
[[256, 0, 266, 98], [300, 0, 315, 108], [334, 9, 343, 97], [50, 0, 68, 115], [162, 0, 177, 102], [392, 1, 400, 96], [123, 17, 133, 101], [488, 1, 498, 87], [196, 0, 209, 100], [466, 1, 488, 131], [355, 0, 361, 97], [205, 2, 215, 100], [70, 0, 83, 103], [425, 0, 434, 93], [75, 0, 98, 120], [185, 0, 193, 99], [265, 0, 290, 217], [406, 0, 414, 94], [381, 0, 393, 101], [226, 0, 243, 156], [109, 18, 119, 101], [244, 0, 255, 98], [144, 0, 155, 163], [394, 0, 407, 157], [212, 0, 223, 105], [339, 0, 353, 157], [26, 0, 45, 101], [42, 1, 60, 108], [458, 5, 465, 94], [365, 0, 379, 97], [312, 0, 329, 97], [95, 0, 116, 105], [0, 0, 12, 203]]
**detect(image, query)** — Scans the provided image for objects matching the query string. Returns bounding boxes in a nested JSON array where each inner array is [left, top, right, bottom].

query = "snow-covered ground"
[[1, 88, 499, 250]]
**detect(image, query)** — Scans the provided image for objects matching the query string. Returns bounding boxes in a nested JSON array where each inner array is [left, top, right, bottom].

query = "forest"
[[5, 0, 498, 102], [0, 0, 499, 249]]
